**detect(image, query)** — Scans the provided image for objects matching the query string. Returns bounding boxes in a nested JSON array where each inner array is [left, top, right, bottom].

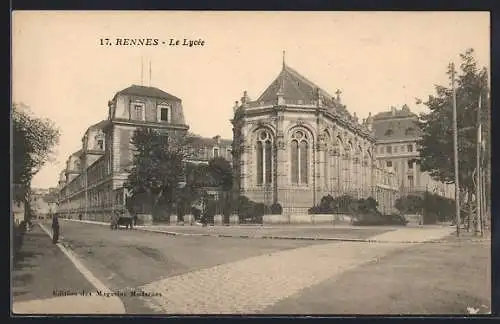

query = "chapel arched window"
[[290, 130, 309, 185], [256, 130, 273, 185]]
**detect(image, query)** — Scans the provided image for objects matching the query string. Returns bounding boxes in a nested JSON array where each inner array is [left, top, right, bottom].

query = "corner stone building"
[[57, 85, 231, 221], [372, 104, 454, 198], [231, 62, 398, 213]]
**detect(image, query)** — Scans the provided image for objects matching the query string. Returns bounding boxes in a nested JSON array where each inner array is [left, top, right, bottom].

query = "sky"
[[12, 11, 490, 189]]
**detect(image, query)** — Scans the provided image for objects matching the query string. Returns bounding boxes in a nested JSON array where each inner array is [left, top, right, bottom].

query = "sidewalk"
[[62, 219, 468, 243], [12, 223, 125, 314]]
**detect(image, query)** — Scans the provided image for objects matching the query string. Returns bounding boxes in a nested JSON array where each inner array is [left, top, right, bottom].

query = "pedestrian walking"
[[78, 213, 82, 221], [52, 214, 60, 244]]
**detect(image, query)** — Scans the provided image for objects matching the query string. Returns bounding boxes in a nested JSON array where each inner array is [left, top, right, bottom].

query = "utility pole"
[[85, 163, 88, 220], [475, 93, 482, 236], [451, 62, 461, 237], [141, 56, 144, 86]]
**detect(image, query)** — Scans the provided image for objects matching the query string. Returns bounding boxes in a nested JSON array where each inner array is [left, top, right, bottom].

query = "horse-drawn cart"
[[110, 211, 134, 230]]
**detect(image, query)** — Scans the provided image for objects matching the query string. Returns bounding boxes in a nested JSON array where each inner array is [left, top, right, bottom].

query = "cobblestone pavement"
[[139, 240, 407, 314], [263, 239, 490, 315], [44, 220, 323, 314], [34, 220, 460, 314]]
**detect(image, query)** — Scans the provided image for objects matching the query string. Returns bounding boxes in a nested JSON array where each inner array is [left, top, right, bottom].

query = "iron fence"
[[238, 185, 460, 223]]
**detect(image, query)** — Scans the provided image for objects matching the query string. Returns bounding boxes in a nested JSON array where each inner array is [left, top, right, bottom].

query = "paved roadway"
[[36, 220, 457, 314]]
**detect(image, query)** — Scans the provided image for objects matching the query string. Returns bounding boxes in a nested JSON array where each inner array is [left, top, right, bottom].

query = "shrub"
[[269, 203, 283, 215], [309, 194, 356, 214], [346, 196, 407, 226], [395, 195, 424, 215], [308, 206, 322, 214], [237, 195, 264, 224]]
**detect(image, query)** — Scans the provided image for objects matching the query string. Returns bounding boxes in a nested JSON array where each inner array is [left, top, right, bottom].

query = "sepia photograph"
[[11, 11, 491, 315]]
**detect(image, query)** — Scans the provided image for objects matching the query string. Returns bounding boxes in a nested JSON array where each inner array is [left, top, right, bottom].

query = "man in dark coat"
[[52, 214, 60, 244]]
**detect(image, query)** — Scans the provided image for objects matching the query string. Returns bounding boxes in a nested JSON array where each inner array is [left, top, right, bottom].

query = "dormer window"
[[134, 105, 144, 120], [131, 101, 146, 121], [157, 104, 171, 123], [94, 131, 105, 150]]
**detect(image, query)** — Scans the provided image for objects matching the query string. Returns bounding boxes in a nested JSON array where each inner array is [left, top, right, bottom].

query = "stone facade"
[[372, 105, 454, 198], [57, 85, 231, 221], [231, 62, 398, 214]]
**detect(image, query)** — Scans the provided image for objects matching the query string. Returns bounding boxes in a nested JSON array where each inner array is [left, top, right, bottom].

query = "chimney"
[[241, 91, 250, 107], [391, 106, 397, 116], [365, 112, 373, 131], [353, 112, 359, 124]]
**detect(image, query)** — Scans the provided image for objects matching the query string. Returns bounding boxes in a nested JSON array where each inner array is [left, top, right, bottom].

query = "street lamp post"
[[476, 93, 482, 236], [451, 63, 461, 237]]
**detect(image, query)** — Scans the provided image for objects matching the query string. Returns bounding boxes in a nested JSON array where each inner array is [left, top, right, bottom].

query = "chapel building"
[[231, 60, 398, 213]]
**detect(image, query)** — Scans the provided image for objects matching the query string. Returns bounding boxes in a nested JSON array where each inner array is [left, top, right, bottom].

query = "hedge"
[[309, 194, 408, 226]]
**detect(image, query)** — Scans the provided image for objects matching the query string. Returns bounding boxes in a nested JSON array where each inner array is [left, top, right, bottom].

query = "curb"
[[61, 219, 490, 244]]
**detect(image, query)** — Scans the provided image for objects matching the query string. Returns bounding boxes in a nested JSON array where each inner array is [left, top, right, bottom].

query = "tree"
[[395, 195, 424, 215], [12, 103, 60, 205], [123, 127, 187, 220], [416, 48, 490, 195], [207, 157, 233, 191]]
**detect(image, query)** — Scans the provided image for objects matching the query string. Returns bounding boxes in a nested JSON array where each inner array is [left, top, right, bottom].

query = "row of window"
[[88, 187, 113, 207], [132, 103, 170, 122], [379, 143, 414, 155], [186, 146, 232, 161], [385, 159, 415, 170], [256, 130, 372, 186], [384, 127, 416, 137]]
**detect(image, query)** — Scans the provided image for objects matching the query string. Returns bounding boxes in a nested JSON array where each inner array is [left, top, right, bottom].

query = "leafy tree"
[[395, 195, 424, 215], [416, 48, 490, 194], [124, 127, 187, 220], [12, 103, 60, 206], [207, 157, 233, 191]]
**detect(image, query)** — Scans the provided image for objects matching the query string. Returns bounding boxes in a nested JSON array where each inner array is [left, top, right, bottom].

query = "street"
[[13, 220, 490, 315]]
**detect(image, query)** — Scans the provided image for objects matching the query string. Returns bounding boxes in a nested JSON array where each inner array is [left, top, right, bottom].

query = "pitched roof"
[[116, 85, 181, 101], [372, 106, 421, 141], [87, 120, 109, 131], [373, 108, 417, 120], [70, 149, 82, 157], [185, 135, 232, 147], [253, 64, 352, 118]]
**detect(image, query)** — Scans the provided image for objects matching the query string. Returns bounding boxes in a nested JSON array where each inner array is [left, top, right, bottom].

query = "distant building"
[[372, 105, 454, 198], [185, 134, 232, 165], [231, 60, 399, 213], [30, 188, 58, 219], [56, 85, 231, 221]]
